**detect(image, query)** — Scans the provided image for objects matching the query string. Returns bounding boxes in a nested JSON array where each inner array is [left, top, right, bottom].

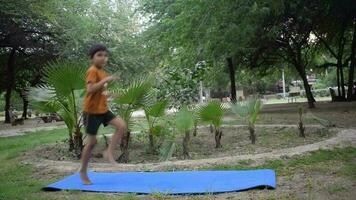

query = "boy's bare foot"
[[103, 150, 118, 165], [79, 171, 92, 185]]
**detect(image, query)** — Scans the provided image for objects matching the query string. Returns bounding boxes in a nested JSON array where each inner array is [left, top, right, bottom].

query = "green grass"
[[209, 147, 356, 178], [0, 128, 355, 199], [326, 184, 347, 194], [0, 129, 67, 200]]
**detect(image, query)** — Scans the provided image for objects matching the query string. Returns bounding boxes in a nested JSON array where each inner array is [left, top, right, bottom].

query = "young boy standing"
[[79, 44, 127, 185]]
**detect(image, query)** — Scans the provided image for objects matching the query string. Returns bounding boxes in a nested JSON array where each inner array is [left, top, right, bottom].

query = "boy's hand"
[[105, 75, 119, 82]]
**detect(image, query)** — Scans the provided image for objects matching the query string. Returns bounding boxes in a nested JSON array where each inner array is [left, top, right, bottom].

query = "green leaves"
[[145, 100, 168, 118], [112, 76, 154, 130], [29, 61, 86, 139], [175, 106, 195, 133], [42, 61, 86, 97], [29, 87, 61, 113], [197, 101, 225, 128], [159, 139, 176, 161], [114, 77, 152, 107], [231, 96, 263, 125]]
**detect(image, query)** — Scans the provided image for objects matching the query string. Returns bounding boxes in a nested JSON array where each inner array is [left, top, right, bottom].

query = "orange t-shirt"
[[83, 65, 108, 114]]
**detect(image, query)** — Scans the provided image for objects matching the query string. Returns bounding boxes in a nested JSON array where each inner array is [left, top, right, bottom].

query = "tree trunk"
[[295, 64, 316, 108], [338, 18, 348, 99], [340, 65, 346, 98], [302, 75, 316, 108], [248, 123, 256, 144], [148, 132, 155, 154], [73, 127, 83, 159], [298, 121, 305, 138], [183, 130, 190, 158], [227, 57, 237, 103], [193, 121, 197, 136], [20, 89, 28, 119], [4, 89, 12, 123], [117, 130, 130, 163], [214, 128, 222, 148], [4, 48, 16, 123], [68, 132, 75, 152], [298, 107, 305, 137], [337, 66, 341, 96], [347, 19, 356, 101], [22, 99, 28, 119]]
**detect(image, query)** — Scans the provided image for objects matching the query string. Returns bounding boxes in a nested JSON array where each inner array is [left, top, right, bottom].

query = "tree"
[[249, 0, 319, 108], [1, 0, 149, 123], [143, 100, 168, 153], [313, 0, 356, 100], [0, 0, 58, 122], [231, 96, 263, 144], [112, 77, 153, 163], [138, 0, 259, 103], [175, 105, 195, 158], [30, 61, 86, 156], [198, 101, 225, 148]]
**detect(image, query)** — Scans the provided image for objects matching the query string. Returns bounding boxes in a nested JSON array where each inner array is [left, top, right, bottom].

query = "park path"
[[0, 123, 66, 137], [23, 128, 356, 173]]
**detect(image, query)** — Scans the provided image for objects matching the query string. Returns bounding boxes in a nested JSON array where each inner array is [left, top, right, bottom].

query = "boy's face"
[[91, 50, 108, 68]]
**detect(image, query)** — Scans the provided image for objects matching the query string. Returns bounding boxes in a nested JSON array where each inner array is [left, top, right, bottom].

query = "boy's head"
[[89, 43, 108, 68]]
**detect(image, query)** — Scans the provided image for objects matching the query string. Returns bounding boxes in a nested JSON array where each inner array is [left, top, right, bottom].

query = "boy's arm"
[[86, 75, 117, 94]]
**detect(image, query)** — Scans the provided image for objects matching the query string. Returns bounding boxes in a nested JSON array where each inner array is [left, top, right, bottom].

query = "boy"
[[80, 44, 127, 185]]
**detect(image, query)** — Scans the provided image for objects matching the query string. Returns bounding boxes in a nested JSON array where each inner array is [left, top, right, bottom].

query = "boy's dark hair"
[[88, 43, 107, 58]]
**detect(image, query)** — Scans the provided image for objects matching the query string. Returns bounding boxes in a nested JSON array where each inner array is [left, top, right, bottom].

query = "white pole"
[[282, 68, 286, 98], [199, 81, 203, 103]]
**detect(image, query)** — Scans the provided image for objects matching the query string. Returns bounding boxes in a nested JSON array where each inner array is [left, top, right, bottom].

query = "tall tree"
[[1, 0, 148, 123], [249, 0, 318, 108], [138, 0, 260, 103], [0, 0, 57, 122], [313, 0, 356, 100]]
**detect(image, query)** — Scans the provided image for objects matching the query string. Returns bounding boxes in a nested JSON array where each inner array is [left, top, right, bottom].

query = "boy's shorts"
[[83, 110, 116, 135]]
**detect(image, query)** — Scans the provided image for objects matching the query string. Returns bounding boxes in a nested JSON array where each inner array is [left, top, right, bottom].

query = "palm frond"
[[197, 101, 224, 128], [145, 100, 168, 118], [114, 77, 152, 107], [231, 101, 249, 118], [159, 139, 176, 161], [249, 97, 262, 124], [29, 87, 61, 113], [42, 60, 86, 97], [175, 105, 194, 133], [231, 96, 263, 124]]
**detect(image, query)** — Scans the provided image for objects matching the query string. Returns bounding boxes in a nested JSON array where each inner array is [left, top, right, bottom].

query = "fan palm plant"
[[198, 101, 225, 148], [29, 61, 86, 157], [175, 105, 195, 158], [158, 116, 176, 161], [111, 77, 153, 162], [143, 99, 168, 154], [231, 96, 263, 144]]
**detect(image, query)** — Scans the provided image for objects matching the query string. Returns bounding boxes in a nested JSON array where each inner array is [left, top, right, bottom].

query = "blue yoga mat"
[[43, 169, 276, 194]]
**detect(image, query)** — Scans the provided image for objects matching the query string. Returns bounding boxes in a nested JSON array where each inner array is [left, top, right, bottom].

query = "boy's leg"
[[79, 135, 97, 185], [104, 116, 126, 163]]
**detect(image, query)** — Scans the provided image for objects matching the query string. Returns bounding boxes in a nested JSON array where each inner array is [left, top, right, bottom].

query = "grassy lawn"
[[0, 127, 355, 199]]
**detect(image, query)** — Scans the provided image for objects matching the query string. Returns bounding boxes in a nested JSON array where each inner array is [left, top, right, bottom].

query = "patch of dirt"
[[22, 127, 356, 174], [22, 127, 356, 200], [25, 125, 336, 164]]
